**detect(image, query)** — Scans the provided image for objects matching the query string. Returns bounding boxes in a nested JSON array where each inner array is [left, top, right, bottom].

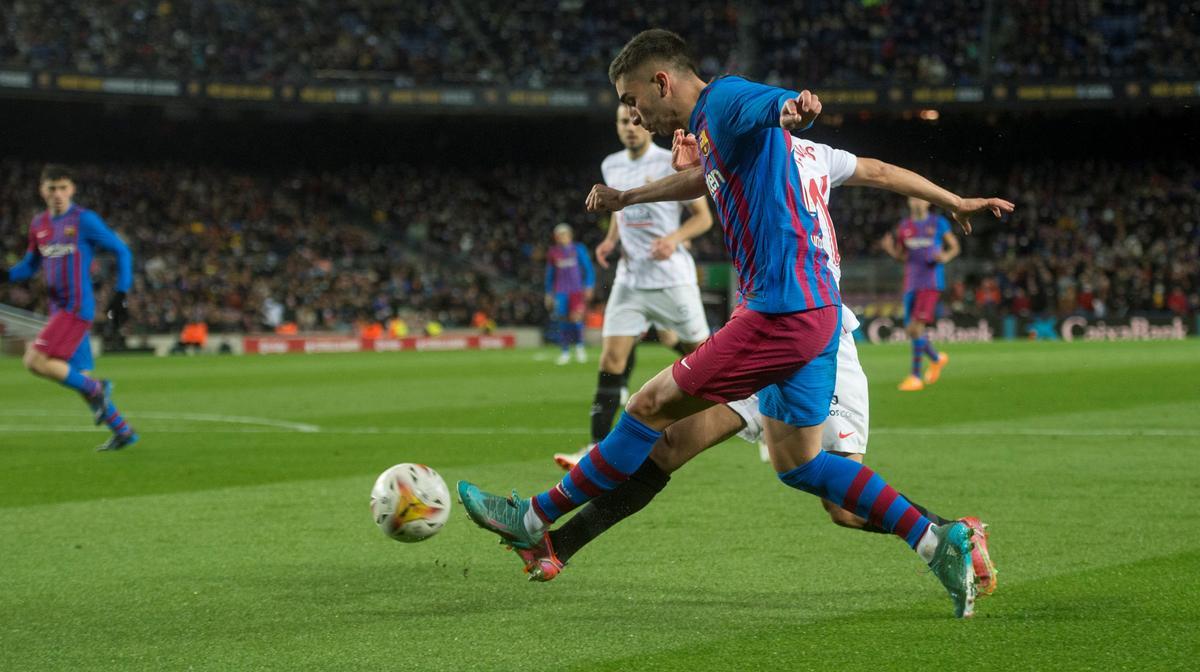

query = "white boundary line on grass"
[[0, 409, 319, 433], [0, 408, 1198, 439]]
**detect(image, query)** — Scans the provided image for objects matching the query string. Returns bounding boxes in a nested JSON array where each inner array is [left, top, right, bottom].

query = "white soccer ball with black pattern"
[[370, 463, 451, 542]]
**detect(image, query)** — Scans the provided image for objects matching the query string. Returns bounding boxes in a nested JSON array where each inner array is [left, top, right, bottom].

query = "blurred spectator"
[[2, 156, 1197, 331], [2, 1, 1195, 87]]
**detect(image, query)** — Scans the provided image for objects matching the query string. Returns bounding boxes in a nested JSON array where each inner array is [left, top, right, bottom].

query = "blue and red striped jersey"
[[9, 204, 133, 320], [897, 214, 952, 292], [544, 242, 595, 294], [689, 76, 839, 314]]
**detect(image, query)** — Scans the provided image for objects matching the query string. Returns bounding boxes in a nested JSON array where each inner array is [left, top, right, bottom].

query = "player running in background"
[[0, 165, 138, 451], [520, 131, 998, 596], [460, 30, 1012, 617], [575, 103, 712, 454], [544, 223, 595, 365], [881, 198, 959, 391]]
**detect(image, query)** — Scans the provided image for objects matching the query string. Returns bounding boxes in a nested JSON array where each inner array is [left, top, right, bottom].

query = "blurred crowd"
[[0, 159, 600, 334], [2, 156, 1197, 334], [3, 1, 1195, 87]]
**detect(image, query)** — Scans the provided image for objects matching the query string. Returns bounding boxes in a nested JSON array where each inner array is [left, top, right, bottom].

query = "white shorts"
[[601, 282, 710, 344], [727, 325, 869, 455]]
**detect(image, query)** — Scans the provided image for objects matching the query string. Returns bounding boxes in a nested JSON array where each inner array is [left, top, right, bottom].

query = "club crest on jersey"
[[699, 130, 711, 157], [64, 225, 76, 236]]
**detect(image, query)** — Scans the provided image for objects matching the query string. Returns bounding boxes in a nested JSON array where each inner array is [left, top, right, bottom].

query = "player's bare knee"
[[624, 389, 659, 418], [23, 350, 51, 376], [599, 349, 628, 374]]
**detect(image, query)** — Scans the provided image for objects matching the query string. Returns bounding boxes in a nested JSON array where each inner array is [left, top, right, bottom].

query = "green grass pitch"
[[1, 339, 1198, 671]]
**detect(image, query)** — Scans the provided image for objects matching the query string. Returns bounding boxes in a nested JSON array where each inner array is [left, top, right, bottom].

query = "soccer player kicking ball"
[[459, 30, 1010, 617], [531, 130, 999, 596], [881, 198, 959, 391], [0, 165, 138, 451], [576, 103, 713, 451], [544, 224, 595, 365]]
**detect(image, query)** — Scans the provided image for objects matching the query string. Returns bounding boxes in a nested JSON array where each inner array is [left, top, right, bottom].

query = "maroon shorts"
[[907, 289, 941, 325], [671, 304, 839, 404], [33, 312, 92, 360]]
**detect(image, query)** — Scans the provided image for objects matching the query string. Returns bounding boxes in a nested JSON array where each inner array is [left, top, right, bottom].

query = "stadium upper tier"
[[2, 157, 1196, 332], [2, 1, 1195, 87]]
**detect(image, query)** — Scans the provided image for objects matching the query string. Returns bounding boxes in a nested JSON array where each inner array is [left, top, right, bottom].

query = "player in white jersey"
[[532, 125, 1003, 594], [574, 104, 713, 454]]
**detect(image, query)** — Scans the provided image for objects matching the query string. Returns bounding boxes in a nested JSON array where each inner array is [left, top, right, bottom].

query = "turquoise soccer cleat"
[[928, 521, 977, 618], [457, 480, 541, 549], [96, 430, 139, 452]]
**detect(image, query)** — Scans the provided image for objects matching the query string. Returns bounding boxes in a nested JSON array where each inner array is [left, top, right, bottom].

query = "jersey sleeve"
[[575, 243, 595, 289], [544, 254, 556, 293], [826, 148, 858, 188], [80, 210, 134, 292], [6, 226, 42, 281], [709, 78, 800, 138]]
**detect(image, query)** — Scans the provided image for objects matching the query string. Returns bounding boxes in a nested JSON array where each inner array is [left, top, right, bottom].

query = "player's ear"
[[655, 71, 669, 98]]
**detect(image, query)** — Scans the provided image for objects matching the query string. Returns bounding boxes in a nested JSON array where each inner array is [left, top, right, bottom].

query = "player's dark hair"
[[40, 164, 73, 183], [608, 29, 698, 84]]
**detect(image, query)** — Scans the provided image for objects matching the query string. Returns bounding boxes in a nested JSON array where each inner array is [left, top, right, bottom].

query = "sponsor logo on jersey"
[[704, 168, 725, 199], [38, 243, 77, 257]]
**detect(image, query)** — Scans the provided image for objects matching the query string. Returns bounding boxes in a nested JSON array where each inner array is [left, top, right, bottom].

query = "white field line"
[[0, 408, 1198, 439], [0, 409, 318, 433]]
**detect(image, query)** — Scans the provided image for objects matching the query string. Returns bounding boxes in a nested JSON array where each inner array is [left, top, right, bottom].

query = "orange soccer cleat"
[[923, 353, 950, 385], [898, 375, 925, 391], [510, 533, 565, 582], [960, 516, 998, 596], [553, 445, 592, 471]]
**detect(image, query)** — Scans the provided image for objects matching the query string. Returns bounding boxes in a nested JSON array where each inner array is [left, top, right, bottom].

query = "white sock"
[[916, 524, 939, 564], [523, 504, 547, 539]]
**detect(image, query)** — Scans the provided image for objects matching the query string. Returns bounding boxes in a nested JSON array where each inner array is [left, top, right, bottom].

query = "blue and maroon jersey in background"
[[8, 204, 133, 320], [689, 75, 839, 315], [544, 242, 595, 295], [896, 214, 952, 292]]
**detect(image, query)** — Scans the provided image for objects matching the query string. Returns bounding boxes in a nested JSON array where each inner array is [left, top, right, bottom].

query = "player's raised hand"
[[586, 183, 625, 213], [671, 130, 701, 171], [780, 90, 822, 132], [650, 236, 677, 260], [950, 197, 1015, 235], [595, 238, 617, 269]]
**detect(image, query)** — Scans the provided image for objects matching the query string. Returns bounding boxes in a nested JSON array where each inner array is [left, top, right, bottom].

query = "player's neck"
[[48, 202, 73, 217], [626, 143, 650, 161], [677, 74, 708, 129]]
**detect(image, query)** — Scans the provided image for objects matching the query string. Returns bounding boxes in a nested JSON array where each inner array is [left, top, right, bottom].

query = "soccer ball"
[[370, 463, 452, 542]]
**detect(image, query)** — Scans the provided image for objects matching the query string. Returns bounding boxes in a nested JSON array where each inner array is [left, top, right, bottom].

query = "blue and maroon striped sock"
[[922, 335, 940, 361], [532, 413, 661, 524], [779, 452, 932, 549], [910, 338, 926, 377], [62, 367, 101, 398], [100, 402, 132, 437]]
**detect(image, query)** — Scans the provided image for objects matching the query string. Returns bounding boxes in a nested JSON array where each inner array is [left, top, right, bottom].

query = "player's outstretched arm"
[[845, 158, 1015, 234], [585, 168, 705, 214]]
